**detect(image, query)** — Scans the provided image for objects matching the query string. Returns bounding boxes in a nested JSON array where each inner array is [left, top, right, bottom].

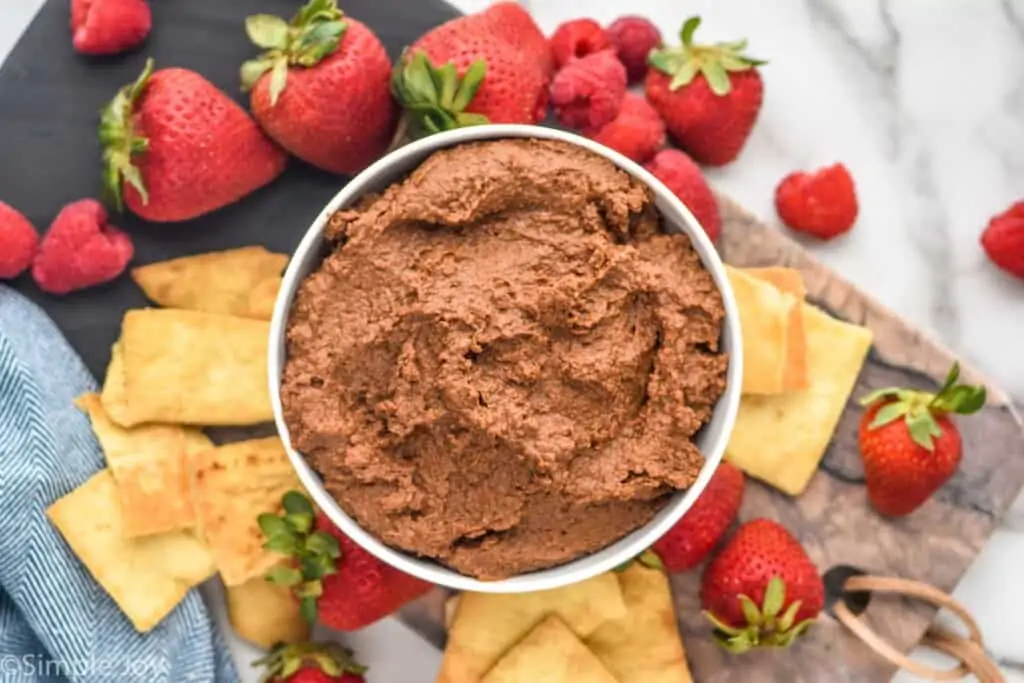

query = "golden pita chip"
[[183, 428, 214, 456], [726, 304, 873, 495], [746, 267, 809, 391], [131, 247, 287, 318], [75, 393, 194, 537], [238, 275, 283, 321], [100, 341, 131, 426], [726, 266, 798, 395], [481, 615, 618, 683], [587, 564, 694, 683], [191, 437, 302, 586], [227, 570, 310, 648], [438, 572, 626, 683], [113, 308, 272, 427], [47, 469, 215, 633]]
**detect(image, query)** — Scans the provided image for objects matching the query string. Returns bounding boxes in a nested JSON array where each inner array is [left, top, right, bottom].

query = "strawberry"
[[700, 518, 823, 654], [100, 59, 287, 223], [71, 0, 151, 56], [0, 201, 39, 280], [241, 1, 397, 176], [606, 16, 662, 84], [254, 642, 366, 683], [645, 17, 765, 166], [858, 362, 986, 517], [775, 163, 858, 239], [549, 19, 610, 71], [392, 14, 548, 137], [653, 461, 744, 572], [480, 2, 554, 80], [260, 491, 433, 631], [644, 149, 721, 242], [585, 92, 665, 164], [32, 199, 133, 295], [980, 201, 1024, 280]]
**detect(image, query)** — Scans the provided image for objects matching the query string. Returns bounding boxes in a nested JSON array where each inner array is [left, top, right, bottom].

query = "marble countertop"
[[2, 0, 1021, 680]]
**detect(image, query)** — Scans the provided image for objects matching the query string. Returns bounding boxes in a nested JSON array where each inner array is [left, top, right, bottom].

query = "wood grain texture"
[[399, 197, 1024, 683]]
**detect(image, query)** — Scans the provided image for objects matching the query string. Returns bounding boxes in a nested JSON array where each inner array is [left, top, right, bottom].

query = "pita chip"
[[75, 392, 194, 537], [107, 308, 272, 427], [725, 266, 798, 395], [438, 572, 625, 683], [47, 469, 215, 632], [726, 304, 873, 495], [745, 267, 809, 391], [481, 615, 618, 683], [191, 437, 303, 586], [587, 564, 694, 683], [131, 247, 287, 319]]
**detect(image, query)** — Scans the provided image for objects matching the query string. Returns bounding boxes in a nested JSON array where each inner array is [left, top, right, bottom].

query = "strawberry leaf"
[[739, 595, 762, 626], [450, 59, 486, 112], [283, 490, 315, 516], [266, 565, 302, 586], [777, 600, 800, 632], [668, 60, 699, 91], [906, 411, 940, 450], [245, 14, 289, 49], [637, 549, 665, 571], [868, 401, 908, 429], [761, 576, 785, 620], [680, 16, 701, 46], [99, 58, 154, 211], [700, 60, 732, 96], [268, 60, 289, 106]]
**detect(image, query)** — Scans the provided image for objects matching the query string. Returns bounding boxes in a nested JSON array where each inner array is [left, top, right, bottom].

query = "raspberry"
[[32, 199, 134, 295], [644, 149, 721, 242], [585, 92, 665, 164], [606, 16, 662, 83], [980, 201, 1024, 279], [549, 50, 626, 131], [775, 163, 858, 240], [549, 18, 610, 70], [0, 201, 39, 280]]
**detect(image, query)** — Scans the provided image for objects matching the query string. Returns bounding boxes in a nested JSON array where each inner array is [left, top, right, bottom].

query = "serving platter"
[[2, 0, 1023, 681]]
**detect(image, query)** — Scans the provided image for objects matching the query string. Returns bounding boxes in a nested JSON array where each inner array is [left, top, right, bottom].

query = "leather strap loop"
[[833, 575, 1004, 682]]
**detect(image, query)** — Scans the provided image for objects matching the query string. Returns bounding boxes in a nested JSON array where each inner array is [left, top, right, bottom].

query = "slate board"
[[3, 2, 1024, 683]]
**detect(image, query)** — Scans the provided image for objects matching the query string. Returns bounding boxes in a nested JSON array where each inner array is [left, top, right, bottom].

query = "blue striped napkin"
[[0, 286, 238, 683]]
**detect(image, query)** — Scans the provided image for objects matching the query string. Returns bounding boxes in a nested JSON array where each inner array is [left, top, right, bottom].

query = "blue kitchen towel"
[[0, 286, 239, 683]]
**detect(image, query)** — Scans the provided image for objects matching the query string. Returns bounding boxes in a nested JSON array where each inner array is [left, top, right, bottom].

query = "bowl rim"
[[268, 123, 743, 593]]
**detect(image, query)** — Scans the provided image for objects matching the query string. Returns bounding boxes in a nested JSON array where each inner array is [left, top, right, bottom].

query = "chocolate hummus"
[[281, 139, 728, 580]]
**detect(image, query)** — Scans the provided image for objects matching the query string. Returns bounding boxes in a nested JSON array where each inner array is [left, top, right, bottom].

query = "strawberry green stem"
[[253, 641, 366, 683], [648, 16, 766, 96], [99, 57, 154, 212], [241, 0, 349, 106], [259, 490, 341, 624], [859, 362, 986, 450], [703, 576, 815, 654], [390, 51, 490, 139]]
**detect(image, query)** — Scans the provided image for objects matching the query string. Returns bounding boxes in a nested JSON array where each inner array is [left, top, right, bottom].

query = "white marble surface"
[[1, 0, 1022, 681]]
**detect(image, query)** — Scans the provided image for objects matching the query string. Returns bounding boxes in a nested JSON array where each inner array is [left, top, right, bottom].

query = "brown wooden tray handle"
[[833, 575, 1004, 682]]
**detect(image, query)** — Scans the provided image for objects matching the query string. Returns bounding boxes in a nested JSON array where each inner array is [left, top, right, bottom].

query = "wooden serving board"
[[2, 1, 1023, 681], [397, 197, 1024, 682]]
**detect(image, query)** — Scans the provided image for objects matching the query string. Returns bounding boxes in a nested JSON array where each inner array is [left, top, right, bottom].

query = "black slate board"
[[0, 0, 460, 380]]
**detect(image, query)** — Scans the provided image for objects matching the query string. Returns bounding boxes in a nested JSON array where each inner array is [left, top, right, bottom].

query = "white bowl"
[[269, 124, 743, 594]]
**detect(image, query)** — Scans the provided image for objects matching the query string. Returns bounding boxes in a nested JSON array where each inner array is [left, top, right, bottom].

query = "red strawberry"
[[71, 0, 151, 56], [254, 642, 366, 683], [700, 518, 823, 653], [550, 19, 610, 70], [586, 92, 665, 164], [549, 50, 627, 130], [775, 163, 858, 239], [241, 1, 397, 176], [481, 2, 554, 80], [606, 16, 662, 84], [100, 59, 287, 223], [644, 149, 721, 242], [653, 461, 744, 572], [0, 201, 39, 280], [858, 362, 986, 517], [32, 199, 133, 295], [261, 491, 433, 632], [392, 14, 548, 137], [980, 201, 1024, 280], [645, 17, 765, 166]]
